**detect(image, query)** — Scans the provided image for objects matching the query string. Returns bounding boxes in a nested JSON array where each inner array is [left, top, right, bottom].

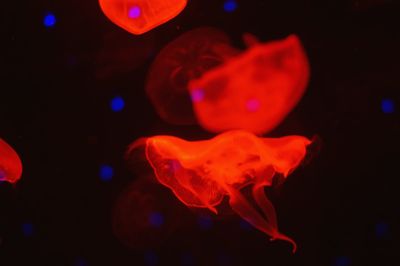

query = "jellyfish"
[[127, 130, 312, 252], [0, 138, 23, 184], [188, 34, 310, 134], [98, 0, 187, 35], [146, 27, 240, 125]]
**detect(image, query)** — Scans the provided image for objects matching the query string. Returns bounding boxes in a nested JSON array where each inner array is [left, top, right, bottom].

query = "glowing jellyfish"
[[128, 130, 312, 252], [188, 34, 310, 134], [99, 0, 188, 35], [0, 138, 23, 184], [146, 27, 239, 125]]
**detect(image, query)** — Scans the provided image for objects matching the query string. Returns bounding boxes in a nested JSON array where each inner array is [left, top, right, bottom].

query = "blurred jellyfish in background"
[[189, 34, 310, 135], [127, 130, 313, 252], [112, 176, 187, 249], [0, 138, 23, 184], [146, 27, 239, 125], [98, 0, 188, 35]]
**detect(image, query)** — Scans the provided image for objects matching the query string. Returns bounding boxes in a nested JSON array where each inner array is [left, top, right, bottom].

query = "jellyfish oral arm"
[[221, 182, 297, 253]]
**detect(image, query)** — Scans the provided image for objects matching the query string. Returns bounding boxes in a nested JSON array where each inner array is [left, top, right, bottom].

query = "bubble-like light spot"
[[144, 251, 159, 266], [375, 221, 389, 239], [110, 96, 125, 112], [333, 256, 351, 266], [381, 98, 395, 114], [148, 212, 164, 228], [99, 165, 113, 182], [22, 223, 34, 237], [128, 6, 142, 18], [43, 13, 57, 28], [223, 0, 238, 13], [246, 98, 261, 112], [191, 88, 205, 103], [197, 215, 213, 230]]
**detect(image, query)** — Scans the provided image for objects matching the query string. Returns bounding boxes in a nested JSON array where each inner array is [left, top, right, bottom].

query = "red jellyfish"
[[146, 27, 240, 125], [188, 34, 310, 135], [99, 0, 187, 35], [0, 138, 23, 184], [128, 130, 312, 252]]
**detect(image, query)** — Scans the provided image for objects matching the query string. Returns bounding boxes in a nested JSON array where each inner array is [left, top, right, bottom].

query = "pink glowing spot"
[[246, 99, 261, 112], [191, 88, 205, 103], [128, 6, 141, 19]]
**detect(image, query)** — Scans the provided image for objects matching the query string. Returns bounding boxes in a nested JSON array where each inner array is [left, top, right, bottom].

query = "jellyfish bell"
[[146, 27, 240, 125], [129, 130, 312, 252], [98, 0, 188, 35], [112, 176, 188, 249], [0, 138, 23, 184], [188, 34, 310, 135]]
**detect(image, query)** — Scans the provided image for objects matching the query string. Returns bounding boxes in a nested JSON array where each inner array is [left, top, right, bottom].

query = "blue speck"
[[149, 212, 164, 228], [0, 168, 6, 180], [128, 6, 141, 18], [381, 99, 395, 114], [110, 96, 125, 112], [144, 251, 159, 266], [99, 165, 113, 182], [239, 219, 253, 230], [334, 256, 351, 266], [198, 215, 213, 230], [74, 258, 88, 266], [43, 13, 57, 28], [223, 0, 238, 13], [181, 252, 194, 266], [22, 223, 34, 237], [375, 221, 389, 239]]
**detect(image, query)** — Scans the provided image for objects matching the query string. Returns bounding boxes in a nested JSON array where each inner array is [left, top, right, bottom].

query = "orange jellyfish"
[[99, 0, 187, 35], [0, 138, 23, 184], [188, 34, 310, 134], [146, 27, 239, 125], [128, 130, 312, 252]]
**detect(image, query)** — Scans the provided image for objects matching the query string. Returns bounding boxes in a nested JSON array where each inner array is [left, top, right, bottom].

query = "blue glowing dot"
[[246, 98, 261, 112], [128, 6, 142, 18], [110, 96, 125, 112], [74, 258, 88, 266], [22, 223, 34, 237], [99, 165, 113, 182], [191, 88, 205, 102], [149, 212, 164, 228], [198, 215, 213, 230], [381, 99, 395, 114], [43, 13, 57, 28], [375, 221, 389, 239], [144, 251, 159, 266], [181, 253, 194, 266], [239, 219, 253, 230], [223, 0, 238, 13], [0, 168, 6, 180], [333, 256, 351, 266]]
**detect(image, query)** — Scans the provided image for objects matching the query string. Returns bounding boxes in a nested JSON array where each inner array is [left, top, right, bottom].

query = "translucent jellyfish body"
[[128, 130, 312, 252], [188, 34, 310, 134], [146, 27, 239, 125], [99, 0, 187, 35], [0, 138, 23, 184]]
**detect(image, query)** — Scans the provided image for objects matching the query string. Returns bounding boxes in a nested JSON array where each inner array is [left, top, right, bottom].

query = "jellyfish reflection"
[[99, 0, 187, 35], [146, 27, 240, 125], [127, 130, 312, 252], [0, 138, 22, 184], [189, 34, 310, 134]]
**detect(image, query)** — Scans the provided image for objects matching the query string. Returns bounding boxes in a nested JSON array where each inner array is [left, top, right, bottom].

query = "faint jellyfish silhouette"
[[146, 27, 240, 125], [99, 0, 188, 35], [112, 175, 187, 249], [188, 34, 310, 135], [127, 130, 312, 252], [95, 30, 155, 81], [0, 138, 23, 184]]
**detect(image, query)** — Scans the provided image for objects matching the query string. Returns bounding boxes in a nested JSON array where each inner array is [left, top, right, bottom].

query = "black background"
[[1, 0, 399, 265]]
